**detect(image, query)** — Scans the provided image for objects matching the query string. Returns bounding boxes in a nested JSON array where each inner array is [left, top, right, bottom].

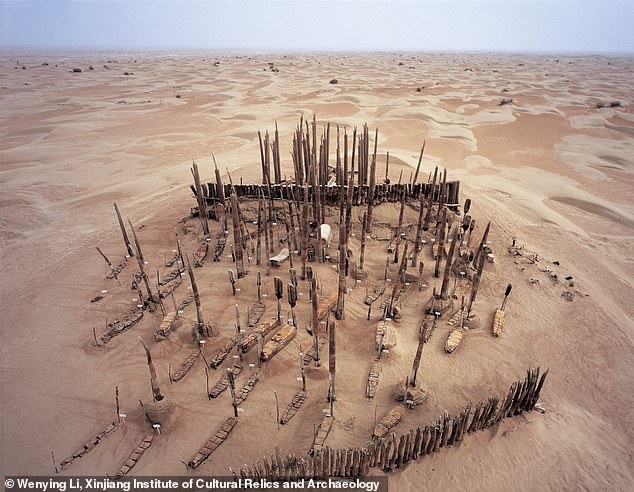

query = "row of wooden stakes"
[[230, 368, 548, 479]]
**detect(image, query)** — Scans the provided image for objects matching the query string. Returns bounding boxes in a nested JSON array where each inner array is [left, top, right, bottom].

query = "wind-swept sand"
[[1, 51, 633, 490]]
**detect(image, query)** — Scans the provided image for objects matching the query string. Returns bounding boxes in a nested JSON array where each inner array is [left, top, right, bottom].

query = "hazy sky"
[[1, 0, 633, 52]]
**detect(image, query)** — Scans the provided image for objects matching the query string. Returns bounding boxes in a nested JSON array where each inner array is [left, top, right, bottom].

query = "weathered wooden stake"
[[230, 190, 246, 278], [410, 331, 425, 386], [274, 276, 283, 322], [440, 224, 460, 300], [228, 269, 236, 296], [114, 202, 134, 257], [311, 277, 320, 366], [187, 257, 205, 339], [359, 212, 368, 271], [138, 337, 164, 402], [412, 140, 426, 185], [256, 271, 262, 304], [327, 318, 336, 403], [191, 160, 209, 235], [274, 390, 280, 430], [115, 386, 121, 423]]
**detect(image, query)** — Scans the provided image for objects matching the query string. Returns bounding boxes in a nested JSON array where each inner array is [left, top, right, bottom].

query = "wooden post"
[[114, 202, 134, 257], [228, 269, 236, 296], [96, 246, 112, 268], [394, 188, 407, 263], [93, 327, 99, 347], [139, 337, 164, 402], [299, 349, 306, 391], [115, 386, 121, 423], [257, 193, 263, 265], [412, 140, 426, 185], [410, 332, 425, 386], [283, 191, 294, 268], [311, 277, 320, 366], [191, 161, 209, 235], [359, 212, 368, 271], [440, 224, 459, 300], [467, 251, 486, 317], [257, 271, 262, 304], [365, 128, 378, 234], [335, 184, 347, 320], [274, 390, 280, 429], [422, 166, 438, 231], [227, 368, 238, 417], [474, 221, 491, 267], [274, 276, 283, 322], [128, 219, 155, 307], [230, 190, 246, 278], [327, 319, 336, 403], [412, 179, 427, 266], [433, 209, 446, 278], [51, 451, 58, 474], [300, 184, 309, 279], [288, 283, 298, 327], [187, 257, 205, 338]]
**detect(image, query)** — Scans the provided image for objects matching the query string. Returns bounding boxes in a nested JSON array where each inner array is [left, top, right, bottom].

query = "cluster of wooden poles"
[[189, 117, 462, 325], [230, 368, 548, 480]]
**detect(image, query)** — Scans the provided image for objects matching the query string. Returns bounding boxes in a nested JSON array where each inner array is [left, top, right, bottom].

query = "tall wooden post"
[[335, 182, 347, 320], [327, 318, 336, 402], [274, 276, 283, 323], [365, 128, 378, 234], [300, 184, 309, 280], [422, 166, 438, 231], [227, 368, 238, 417], [187, 257, 205, 338], [412, 181, 426, 266], [128, 220, 155, 306], [311, 277, 320, 366], [114, 202, 134, 257], [474, 222, 491, 267], [440, 224, 459, 300], [359, 212, 368, 271], [191, 161, 209, 236], [256, 193, 263, 265], [394, 188, 407, 263], [412, 140, 426, 185], [433, 208, 446, 278], [467, 251, 486, 317], [230, 190, 245, 278]]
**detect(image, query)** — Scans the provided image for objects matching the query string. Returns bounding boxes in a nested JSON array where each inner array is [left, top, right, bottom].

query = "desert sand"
[[1, 51, 633, 490]]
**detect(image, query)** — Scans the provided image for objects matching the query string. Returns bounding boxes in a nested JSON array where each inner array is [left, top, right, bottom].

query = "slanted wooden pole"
[[138, 337, 164, 402], [274, 390, 280, 429], [412, 140, 426, 185], [115, 386, 121, 423], [114, 202, 134, 257], [467, 251, 486, 317], [410, 332, 425, 386], [96, 246, 112, 268], [388, 243, 408, 316], [191, 161, 209, 235], [501, 284, 512, 311], [128, 220, 155, 307], [474, 221, 491, 267]]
